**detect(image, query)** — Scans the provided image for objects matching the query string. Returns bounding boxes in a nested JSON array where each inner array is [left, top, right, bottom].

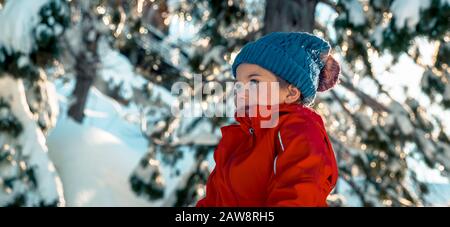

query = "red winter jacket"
[[196, 103, 338, 207]]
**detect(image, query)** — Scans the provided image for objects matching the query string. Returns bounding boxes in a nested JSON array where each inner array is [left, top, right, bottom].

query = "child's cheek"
[[233, 82, 282, 106]]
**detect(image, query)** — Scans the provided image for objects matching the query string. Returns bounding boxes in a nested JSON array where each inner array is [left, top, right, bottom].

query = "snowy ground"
[[47, 84, 198, 206], [47, 117, 152, 206]]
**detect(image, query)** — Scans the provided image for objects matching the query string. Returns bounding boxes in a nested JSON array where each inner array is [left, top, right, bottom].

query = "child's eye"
[[234, 83, 244, 93], [249, 79, 259, 85]]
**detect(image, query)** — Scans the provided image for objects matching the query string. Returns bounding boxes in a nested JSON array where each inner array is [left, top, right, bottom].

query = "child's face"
[[235, 63, 301, 110]]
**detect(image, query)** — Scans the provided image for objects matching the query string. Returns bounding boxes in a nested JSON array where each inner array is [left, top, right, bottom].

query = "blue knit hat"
[[231, 32, 331, 105]]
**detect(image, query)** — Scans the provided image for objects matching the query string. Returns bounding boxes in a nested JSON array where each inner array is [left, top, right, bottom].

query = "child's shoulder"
[[277, 105, 326, 138], [279, 104, 323, 125]]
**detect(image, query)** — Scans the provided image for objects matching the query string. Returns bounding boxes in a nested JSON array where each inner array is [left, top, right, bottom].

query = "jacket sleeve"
[[265, 120, 335, 207]]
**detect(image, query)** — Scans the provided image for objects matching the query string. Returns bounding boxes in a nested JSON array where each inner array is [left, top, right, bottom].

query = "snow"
[[17, 56, 29, 68], [54, 78, 148, 154], [406, 155, 449, 184], [0, 0, 50, 54], [44, 72, 60, 130], [0, 75, 64, 206], [48, 91, 201, 206], [425, 183, 450, 206], [373, 54, 424, 103], [98, 40, 178, 105], [47, 117, 153, 206], [53, 24, 63, 36], [50, 75, 202, 206], [390, 0, 431, 31], [136, 26, 189, 72], [388, 101, 414, 135], [341, 0, 366, 26]]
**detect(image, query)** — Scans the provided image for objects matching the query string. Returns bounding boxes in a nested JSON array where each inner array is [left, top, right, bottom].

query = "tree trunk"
[[67, 13, 100, 123], [263, 0, 318, 34], [67, 51, 98, 123]]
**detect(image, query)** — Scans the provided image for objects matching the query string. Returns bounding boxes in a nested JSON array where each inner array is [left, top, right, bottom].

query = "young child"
[[196, 32, 340, 207]]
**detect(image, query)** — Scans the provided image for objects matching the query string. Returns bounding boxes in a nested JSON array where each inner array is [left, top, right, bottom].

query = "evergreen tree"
[[0, 0, 70, 206]]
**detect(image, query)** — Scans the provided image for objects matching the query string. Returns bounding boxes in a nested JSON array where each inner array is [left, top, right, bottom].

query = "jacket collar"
[[234, 103, 310, 135]]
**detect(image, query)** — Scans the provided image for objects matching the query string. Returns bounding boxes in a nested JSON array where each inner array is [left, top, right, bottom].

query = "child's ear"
[[284, 84, 301, 104]]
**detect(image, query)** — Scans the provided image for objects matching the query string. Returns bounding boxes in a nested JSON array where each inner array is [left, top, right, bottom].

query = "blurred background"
[[0, 0, 449, 207]]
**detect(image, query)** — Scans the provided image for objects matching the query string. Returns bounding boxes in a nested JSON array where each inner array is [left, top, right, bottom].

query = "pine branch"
[[338, 76, 390, 113], [329, 136, 370, 206], [315, 23, 390, 113]]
